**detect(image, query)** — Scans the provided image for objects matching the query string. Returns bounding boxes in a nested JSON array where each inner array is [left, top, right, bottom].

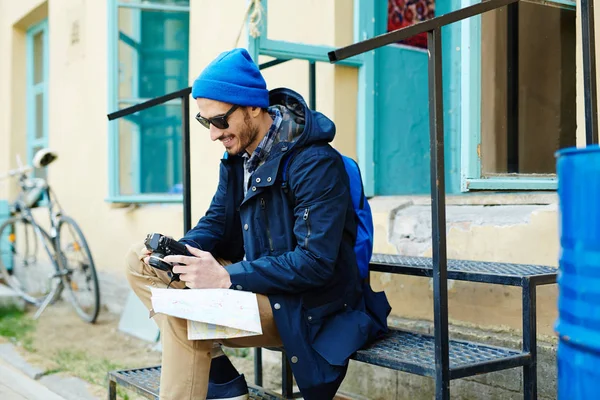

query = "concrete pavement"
[[0, 358, 66, 400]]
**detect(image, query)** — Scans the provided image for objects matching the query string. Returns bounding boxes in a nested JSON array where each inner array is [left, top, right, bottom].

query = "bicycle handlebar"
[[0, 165, 33, 181]]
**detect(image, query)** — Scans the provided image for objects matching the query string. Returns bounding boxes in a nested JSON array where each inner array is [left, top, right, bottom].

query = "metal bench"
[[255, 253, 557, 398], [107, 0, 561, 397], [359, 255, 555, 382], [108, 253, 556, 399]]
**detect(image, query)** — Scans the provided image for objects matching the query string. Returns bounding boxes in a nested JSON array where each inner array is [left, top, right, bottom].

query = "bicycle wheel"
[[56, 215, 100, 323], [0, 217, 57, 304]]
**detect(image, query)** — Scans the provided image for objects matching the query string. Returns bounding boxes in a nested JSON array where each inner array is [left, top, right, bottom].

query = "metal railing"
[[107, 87, 193, 233], [107, 59, 316, 399], [106, 60, 316, 237], [582, 0, 598, 145], [328, 0, 585, 398], [105, 2, 595, 397]]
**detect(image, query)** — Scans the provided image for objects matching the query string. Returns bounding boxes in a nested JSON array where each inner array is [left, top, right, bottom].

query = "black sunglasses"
[[195, 104, 239, 129]]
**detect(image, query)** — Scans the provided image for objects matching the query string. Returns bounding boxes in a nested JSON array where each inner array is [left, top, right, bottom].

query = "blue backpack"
[[282, 149, 374, 279]]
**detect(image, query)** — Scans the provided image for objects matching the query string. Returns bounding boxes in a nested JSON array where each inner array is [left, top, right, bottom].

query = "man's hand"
[[141, 235, 173, 266], [164, 245, 232, 289]]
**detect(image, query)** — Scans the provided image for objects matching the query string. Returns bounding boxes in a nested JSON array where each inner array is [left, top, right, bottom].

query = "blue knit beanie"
[[191, 48, 269, 108]]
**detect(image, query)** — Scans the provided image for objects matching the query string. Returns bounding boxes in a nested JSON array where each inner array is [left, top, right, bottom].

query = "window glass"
[[114, 1, 189, 197]]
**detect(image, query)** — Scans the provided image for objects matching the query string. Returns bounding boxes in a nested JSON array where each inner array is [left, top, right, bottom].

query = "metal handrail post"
[[522, 280, 537, 399], [507, 2, 519, 172], [582, 0, 599, 145], [309, 62, 316, 110], [181, 94, 192, 234], [428, 28, 450, 400], [254, 348, 263, 386]]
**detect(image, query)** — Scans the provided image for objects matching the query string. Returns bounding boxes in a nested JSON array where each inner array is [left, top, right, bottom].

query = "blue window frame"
[[249, 0, 461, 196], [107, 0, 189, 203], [460, 0, 576, 191], [252, 0, 575, 195], [26, 20, 49, 179], [248, 1, 369, 192]]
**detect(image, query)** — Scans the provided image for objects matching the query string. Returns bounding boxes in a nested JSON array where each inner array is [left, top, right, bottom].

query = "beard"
[[227, 111, 259, 156]]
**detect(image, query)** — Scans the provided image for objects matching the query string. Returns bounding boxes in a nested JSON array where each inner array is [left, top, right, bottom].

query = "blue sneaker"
[[207, 373, 249, 400]]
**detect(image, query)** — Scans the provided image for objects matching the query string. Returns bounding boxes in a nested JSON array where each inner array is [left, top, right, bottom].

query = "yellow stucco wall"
[[0, 0, 357, 277], [0, 0, 47, 191], [371, 195, 559, 337], [0, 0, 589, 341]]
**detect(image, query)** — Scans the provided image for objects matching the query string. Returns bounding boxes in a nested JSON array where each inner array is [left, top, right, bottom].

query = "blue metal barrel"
[[556, 145, 600, 399]]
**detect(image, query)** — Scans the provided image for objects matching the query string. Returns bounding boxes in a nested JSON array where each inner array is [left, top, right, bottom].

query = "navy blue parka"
[[181, 88, 391, 399]]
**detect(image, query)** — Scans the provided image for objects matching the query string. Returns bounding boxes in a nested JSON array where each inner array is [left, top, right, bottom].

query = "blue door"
[[373, 0, 460, 195], [26, 20, 49, 180], [375, 0, 431, 195]]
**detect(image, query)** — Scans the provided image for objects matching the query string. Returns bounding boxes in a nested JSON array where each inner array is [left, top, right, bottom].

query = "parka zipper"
[[303, 208, 311, 249], [260, 198, 274, 252]]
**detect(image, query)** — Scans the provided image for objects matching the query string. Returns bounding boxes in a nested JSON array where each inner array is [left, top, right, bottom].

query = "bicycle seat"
[[33, 148, 57, 168]]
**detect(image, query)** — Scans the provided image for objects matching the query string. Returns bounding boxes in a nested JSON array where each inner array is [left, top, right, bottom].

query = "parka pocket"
[[260, 197, 274, 252], [302, 207, 311, 249], [304, 299, 346, 342], [304, 299, 372, 366]]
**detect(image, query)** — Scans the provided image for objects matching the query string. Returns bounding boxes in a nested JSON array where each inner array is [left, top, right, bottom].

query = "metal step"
[[352, 329, 530, 379], [108, 366, 286, 400], [370, 253, 557, 286], [109, 330, 531, 398]]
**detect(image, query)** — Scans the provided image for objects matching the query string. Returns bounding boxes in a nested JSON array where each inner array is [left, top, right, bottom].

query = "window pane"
[[118, 7, 189, 99], [35, 93, 44, 139], [118, 103, 182, 196], [139, 10, 189, 97], [118, 116, 136, 196], [33, 31, 44, 84], [116, 3, 188, 196], [118, 7, 139, 99], [480, 4, 576, 175]]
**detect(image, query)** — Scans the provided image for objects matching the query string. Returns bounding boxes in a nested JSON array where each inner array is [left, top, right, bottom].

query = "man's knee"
[[125, 242, 147, 277]]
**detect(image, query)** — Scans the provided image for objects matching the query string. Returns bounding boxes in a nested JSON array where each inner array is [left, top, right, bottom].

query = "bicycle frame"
[[6, 179, 68, 318], [17, 184, 61, 235], [1, 150, 101, 323]]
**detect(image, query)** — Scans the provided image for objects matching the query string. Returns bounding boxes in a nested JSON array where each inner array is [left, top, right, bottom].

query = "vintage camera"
[[144, 233, 191, 281]]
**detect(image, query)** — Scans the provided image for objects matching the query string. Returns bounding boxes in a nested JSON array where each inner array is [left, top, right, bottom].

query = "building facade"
[[0, 0, 593, 397]]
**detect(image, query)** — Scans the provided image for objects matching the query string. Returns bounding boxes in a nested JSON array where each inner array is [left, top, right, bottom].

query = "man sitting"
[[125, 48, 391, 400]]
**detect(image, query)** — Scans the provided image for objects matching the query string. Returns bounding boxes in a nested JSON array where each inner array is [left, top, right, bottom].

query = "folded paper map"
[[150, 287, 262, 340]]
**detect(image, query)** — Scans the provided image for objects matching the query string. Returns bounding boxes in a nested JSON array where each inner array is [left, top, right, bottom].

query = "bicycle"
[[0, 149, 100, 323]]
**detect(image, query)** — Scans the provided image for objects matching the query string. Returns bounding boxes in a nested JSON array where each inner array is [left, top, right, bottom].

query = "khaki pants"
[[125, 244, 283, 400]]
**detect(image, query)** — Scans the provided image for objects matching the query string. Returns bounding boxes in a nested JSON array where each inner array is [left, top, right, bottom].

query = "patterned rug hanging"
[[387, 0, 435, 49]]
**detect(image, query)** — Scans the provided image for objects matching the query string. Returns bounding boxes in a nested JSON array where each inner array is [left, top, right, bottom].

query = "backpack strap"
[[344, 156, 366, 209]]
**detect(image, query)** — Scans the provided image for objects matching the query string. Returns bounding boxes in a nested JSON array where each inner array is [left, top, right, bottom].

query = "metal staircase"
[[106, 0, 600, 398]]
